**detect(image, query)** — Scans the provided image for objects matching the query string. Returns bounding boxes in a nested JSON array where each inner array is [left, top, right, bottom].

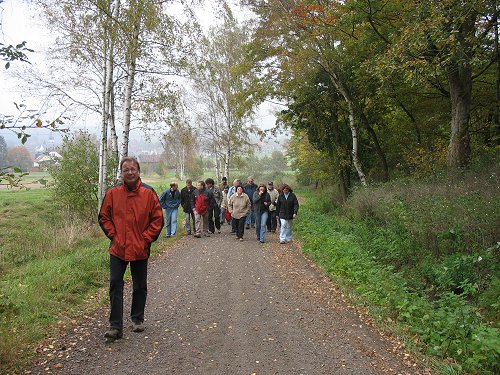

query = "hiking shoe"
[[239, 238, 243, 241], [132, 321, 145, 332], [279, 240, 286, 244], [186, 231, 192, 235], [194, 234, 201, 238], [104, 328, 123, 340]]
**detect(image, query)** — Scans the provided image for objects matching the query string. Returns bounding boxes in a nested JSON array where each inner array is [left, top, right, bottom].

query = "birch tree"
[[161, 119, 197, 180], [189, 7, 257, 180]]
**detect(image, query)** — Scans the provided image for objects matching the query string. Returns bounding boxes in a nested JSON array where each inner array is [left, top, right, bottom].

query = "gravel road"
[[28, 226, 421, 375]]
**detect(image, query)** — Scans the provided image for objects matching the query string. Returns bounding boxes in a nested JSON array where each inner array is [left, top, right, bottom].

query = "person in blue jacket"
[[244, 176, 257, 229], [159, 181, 181, 237]]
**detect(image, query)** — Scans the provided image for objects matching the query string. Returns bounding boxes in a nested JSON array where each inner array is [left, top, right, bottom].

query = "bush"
[[49, 131, 116, 221], [296, 181, 500, 373]]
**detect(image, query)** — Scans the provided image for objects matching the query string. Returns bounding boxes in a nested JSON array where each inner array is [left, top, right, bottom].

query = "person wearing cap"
[[266, 181, 279, 233], [219, 176, 228, 192]]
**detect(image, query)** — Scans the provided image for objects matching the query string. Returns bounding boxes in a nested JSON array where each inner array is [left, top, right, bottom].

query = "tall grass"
[[0, 187, 174, 372], [295, 168, 499, 374]]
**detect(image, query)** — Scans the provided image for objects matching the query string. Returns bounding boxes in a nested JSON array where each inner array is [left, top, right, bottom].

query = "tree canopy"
[[243, 0, 499, 193]]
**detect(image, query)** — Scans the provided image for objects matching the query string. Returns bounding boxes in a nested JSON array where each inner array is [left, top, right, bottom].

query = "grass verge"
[[0, 187, 180, 373], [295, 184, 499, 374]]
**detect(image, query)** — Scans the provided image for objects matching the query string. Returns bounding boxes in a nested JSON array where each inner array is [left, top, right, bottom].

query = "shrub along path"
[[29, 226, 422, 375]]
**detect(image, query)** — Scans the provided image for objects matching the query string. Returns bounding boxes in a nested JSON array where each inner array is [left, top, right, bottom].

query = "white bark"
[[346, 99, 367, 186], [121, 60, 136, 160], [121, 12, 140, 160], [328, 73, 367, 186], [98, 40, 109, 207], [215, 155, 221, 181], [179, 147, 186, 180], [108, 0, 120, 176]]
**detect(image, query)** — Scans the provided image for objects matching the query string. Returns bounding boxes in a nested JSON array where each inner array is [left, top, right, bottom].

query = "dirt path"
[[29, 226, 420, 375]]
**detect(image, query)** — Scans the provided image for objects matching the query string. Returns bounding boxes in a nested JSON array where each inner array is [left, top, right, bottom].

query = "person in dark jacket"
[[244, 176, 257, 229], [275, 183, 299, 244], [253, 184, 271, 243], [192, 180, 213, 238], [159, 181, 181, 237], [98, 157, 163, 341], [180, 179, 195, 235], [266, 181, 279, 233], [206, 178, 222, 234]]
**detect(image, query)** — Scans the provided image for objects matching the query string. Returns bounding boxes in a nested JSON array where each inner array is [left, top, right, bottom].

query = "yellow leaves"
[[36, 119, 43, 128]]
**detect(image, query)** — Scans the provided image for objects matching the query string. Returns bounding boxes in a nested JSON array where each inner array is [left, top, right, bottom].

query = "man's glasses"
[[122, 168, 138, 174]]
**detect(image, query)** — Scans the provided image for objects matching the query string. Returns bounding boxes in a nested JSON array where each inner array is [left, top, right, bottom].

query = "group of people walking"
[[98, 157, 299, 342], [159, 175, 299, 244]]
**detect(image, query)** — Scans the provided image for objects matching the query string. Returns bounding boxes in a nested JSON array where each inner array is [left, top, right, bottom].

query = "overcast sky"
[[0, 0, 282, 150]]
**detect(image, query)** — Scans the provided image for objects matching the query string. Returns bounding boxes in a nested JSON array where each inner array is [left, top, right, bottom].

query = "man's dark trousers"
[[109, 254, 148, 329]]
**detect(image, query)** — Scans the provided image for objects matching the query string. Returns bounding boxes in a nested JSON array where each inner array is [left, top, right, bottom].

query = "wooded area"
[[243, 0, 499, 198]]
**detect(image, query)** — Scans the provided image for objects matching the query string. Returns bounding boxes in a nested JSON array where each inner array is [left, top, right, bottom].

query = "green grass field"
[[0, 182, 181, 373]]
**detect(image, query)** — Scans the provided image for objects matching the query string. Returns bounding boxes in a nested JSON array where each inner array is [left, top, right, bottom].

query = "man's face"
[[121, 161, 140, 186], [283, 187, 290, 194], [247, 177, 253, 184], [207, 182, 213, 188], [171, 184, 177, 191], [268, 184, 273, 191], [187, 181, 192, 189], [233, 180, 239, 187]]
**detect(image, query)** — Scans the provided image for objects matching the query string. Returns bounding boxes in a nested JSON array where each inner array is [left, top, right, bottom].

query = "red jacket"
[[192, 189, 211, 216], [98, 179, 164, 261]]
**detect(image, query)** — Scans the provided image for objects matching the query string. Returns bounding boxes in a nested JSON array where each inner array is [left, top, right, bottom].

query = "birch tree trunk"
[[328, 72, 367, 186], [121, 58, 136, 159], [179, 148, 185, 180], [98, 38, 109, 207], [108, 0, 120, 175], [346, 99, 367, 186], [224, 152, 230, 181], [121, 12, 140, 160], [215, 155, 221, 181], [109, 89, 118, 162]]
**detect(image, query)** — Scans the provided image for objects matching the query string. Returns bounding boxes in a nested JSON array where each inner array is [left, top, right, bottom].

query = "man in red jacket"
[[98, 157, 163, 341]]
